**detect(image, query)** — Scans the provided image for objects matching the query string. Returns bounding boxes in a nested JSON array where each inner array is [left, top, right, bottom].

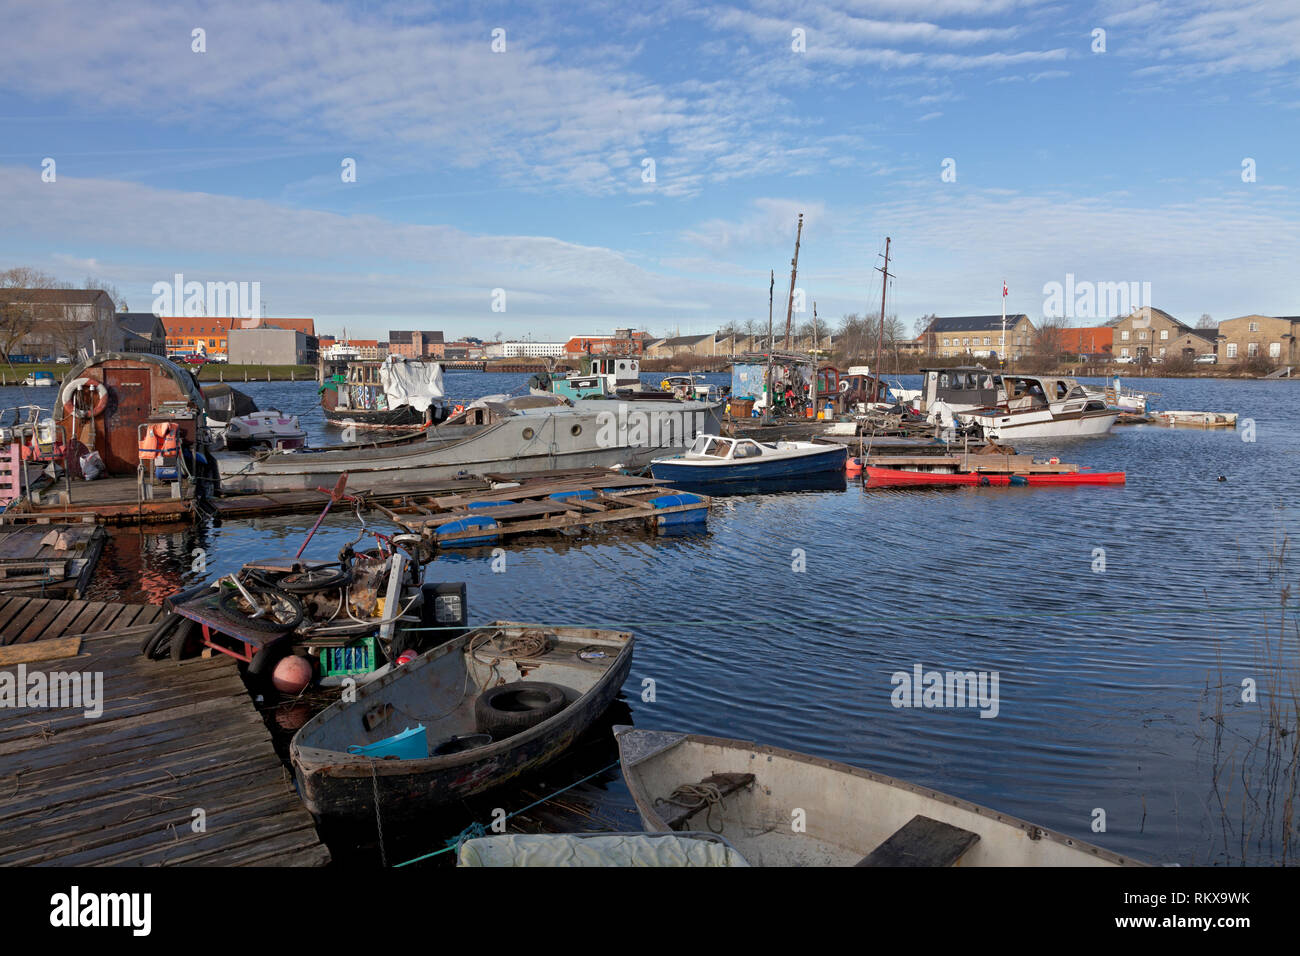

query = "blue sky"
[[1, 0, 1297, 340]]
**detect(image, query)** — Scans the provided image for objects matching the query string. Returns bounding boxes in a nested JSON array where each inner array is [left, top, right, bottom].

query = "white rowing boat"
[[616, 728, 1143, 867]]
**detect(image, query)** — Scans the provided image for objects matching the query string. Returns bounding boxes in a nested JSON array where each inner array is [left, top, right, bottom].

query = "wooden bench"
[[657, 772, 755, 830], [856, 815, 980, 867]]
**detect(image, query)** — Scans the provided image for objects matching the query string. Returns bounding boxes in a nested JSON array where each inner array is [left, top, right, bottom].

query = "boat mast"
[[766, 269, 775, 422], [875, 237, 891, 402], [1000, 278, 1007, 369], [783, 213, 803, 351]]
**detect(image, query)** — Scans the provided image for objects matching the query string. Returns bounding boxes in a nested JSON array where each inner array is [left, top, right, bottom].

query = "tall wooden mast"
[[875, 237, 891, 402], [783, 213, 803, 351]]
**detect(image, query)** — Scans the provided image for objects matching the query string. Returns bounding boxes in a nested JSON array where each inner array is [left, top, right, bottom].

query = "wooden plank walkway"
[[0, 525, 106, 597], [0, 595, 330, 866]]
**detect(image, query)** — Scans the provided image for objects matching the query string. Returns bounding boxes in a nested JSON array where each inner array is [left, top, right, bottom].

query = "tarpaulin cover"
[[378, 357, 445, 411], [731, 363, 768, 400], [457, 833, 749, 867]]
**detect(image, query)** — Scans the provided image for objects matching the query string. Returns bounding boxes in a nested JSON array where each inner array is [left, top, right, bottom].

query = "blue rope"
[[393, 759, 621, 868]]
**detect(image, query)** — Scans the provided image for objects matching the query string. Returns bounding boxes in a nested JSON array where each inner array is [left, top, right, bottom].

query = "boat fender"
[[62, 378, 109, 419], [474, 680, 567, 738]]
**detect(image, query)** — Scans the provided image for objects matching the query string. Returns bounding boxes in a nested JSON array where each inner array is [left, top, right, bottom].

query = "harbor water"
[[3, 372, 1296, 865]]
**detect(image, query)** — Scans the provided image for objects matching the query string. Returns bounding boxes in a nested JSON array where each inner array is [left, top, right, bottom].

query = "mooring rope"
[[656, 782, 726, 833], [392, 759, 621, 868]]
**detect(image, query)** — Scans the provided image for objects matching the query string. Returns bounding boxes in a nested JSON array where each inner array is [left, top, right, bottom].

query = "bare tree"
[[0, 267, 59, 364], [1196, 313, 1215, 329], [1033, 315, 1069, 361], [83, 277, 127, 312]]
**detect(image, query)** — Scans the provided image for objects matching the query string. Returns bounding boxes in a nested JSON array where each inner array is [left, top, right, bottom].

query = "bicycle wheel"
[[218, 584, 305, 632]]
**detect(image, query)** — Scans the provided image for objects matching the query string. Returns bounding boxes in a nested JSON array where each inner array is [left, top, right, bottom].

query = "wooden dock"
[[372, 469, 710, 547], [0, 595, 329, 866], [0, 525, 106, 597]]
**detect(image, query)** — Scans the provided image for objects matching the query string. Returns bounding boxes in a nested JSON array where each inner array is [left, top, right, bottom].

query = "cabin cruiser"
[[956, 374, 1117, 440], [916, 366, 1004, 428], [201, 383, 307, 451], [216, 393, 724, 494]]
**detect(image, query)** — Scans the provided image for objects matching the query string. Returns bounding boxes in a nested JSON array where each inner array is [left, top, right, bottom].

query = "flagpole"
[[1000, 279, 1007, 367]]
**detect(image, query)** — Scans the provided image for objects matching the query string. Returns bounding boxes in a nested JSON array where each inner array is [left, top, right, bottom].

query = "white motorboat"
[[202, 383, 307, 451], [616, 728, 1143, 867], [916, 366, 1004, 428], [957, 374, 1117, 440]]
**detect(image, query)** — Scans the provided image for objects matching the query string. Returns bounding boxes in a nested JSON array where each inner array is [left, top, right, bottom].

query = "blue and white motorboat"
[[650, 434, 847, 490]]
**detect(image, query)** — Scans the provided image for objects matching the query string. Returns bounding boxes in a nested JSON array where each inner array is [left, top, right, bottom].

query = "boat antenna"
[[783, 213, 803, 351], [875, 237, 891, 402]]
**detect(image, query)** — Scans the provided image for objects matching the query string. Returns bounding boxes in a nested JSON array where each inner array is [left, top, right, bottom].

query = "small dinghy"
[[291, 623, 633, 821], [616, 728, 1143, 866], [651, 435, 847, 487]]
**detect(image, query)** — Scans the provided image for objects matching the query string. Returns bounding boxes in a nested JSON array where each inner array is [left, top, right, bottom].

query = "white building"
[[485, 341, 566, 358]]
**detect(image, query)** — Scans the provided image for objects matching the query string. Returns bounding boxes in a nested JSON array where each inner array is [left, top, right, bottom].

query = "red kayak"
[[864, 466, 1126, 488]]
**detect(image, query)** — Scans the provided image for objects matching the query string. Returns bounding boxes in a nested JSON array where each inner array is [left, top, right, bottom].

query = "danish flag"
[[1002, 281, 1008, 297]]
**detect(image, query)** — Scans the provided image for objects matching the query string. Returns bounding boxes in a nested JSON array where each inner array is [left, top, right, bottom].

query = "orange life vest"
[[156, 422, 180, 457], [138, 427, 159, 461]]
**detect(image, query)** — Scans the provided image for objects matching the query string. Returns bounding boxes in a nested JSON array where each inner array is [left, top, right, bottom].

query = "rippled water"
[[5, 372, 1297, 865]]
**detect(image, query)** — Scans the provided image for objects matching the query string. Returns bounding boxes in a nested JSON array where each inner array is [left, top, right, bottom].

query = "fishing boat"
[[956, 374, 1117, 440], [320, 355, 448, 431], [21, 371, 55, 388], [290, 622, 633, 820], [616, 728, 1143, 866], [864, 465, 1126, 488], [650, 434, 847, 487], [531, 354, 651, 402], [216, 395, 723, 494], [201, 383, 306, 451]]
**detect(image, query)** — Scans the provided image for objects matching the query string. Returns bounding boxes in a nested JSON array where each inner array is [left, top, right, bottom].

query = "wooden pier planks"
[[0, 525, 106, 597], [0, 595, 330, 866]]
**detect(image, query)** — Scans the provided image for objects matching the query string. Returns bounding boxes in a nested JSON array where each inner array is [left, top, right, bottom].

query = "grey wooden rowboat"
[[616, 728, 1144, 867], [290, 623, 633, 821]]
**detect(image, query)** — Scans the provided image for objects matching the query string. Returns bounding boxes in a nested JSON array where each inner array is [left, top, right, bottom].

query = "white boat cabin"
[[684, 435, 768, 460]]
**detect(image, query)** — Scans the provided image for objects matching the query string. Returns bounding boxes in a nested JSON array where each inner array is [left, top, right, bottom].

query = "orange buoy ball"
[[271, 655, 314, 694]]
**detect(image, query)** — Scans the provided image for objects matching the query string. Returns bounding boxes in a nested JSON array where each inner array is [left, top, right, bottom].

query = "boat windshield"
[[689, 436, 733, 458], [732, 441, 763, 458]]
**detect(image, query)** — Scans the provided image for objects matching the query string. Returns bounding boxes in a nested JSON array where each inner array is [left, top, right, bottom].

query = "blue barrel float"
[[647, 492, 707, 529], [433, 513, 502, 547]]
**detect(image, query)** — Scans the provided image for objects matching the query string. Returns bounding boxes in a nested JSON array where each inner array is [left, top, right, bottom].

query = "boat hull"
[[324, 405, 428, 431], [616, 728, 1142, 866], [218, 400, 723, 494], [865, 466, 1126, 488], [650, 444, 847, 485], [291, 624, 634, 821], [959, 408, 1117, 440]]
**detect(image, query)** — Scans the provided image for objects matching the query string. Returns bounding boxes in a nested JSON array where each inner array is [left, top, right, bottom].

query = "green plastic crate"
[[319, 637, 378, 677]]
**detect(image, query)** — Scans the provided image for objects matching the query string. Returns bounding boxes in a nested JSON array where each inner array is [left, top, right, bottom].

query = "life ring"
[[838, 380, 850, 393], [452, 404, 465, 416], [62, 378, 109, 419]]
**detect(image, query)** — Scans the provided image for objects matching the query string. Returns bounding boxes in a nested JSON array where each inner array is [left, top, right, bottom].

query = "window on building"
[[983, 337, 990, 346], [1159, 347, 1166, 357], [1270, 342, 1281, 358], [1121, 330, 1129, 341], [1248, 321, 1259, 332], [1160, 329, 1168, 340], [1248, 342, 1259, 356], [1138, 330, 1147, 340], [963, 338, 969, 346], [1227, 343, 1237, 358], [943, 338, 950, 346], [1120, 347, 1129, 357]]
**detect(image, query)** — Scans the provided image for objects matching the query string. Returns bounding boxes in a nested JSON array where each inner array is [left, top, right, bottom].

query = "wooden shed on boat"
[[40, 352, 217, 519]]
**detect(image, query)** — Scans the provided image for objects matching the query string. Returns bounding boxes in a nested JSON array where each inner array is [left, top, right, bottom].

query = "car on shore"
[[1194, 354, 1217, 365]]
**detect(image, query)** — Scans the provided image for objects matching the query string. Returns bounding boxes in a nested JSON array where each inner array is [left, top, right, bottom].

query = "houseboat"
[[43, 353, 214, 517], [217, 394, 725, 495], [320, 355, 448, 431]]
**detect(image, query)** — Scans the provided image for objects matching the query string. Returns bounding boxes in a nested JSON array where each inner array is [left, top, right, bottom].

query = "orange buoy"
[[271, 655, 314, 694]]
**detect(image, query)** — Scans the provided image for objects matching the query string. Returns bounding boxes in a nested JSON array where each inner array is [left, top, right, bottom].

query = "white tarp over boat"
[[457, 833, 749, 867], [378, 357, 445, 411]]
